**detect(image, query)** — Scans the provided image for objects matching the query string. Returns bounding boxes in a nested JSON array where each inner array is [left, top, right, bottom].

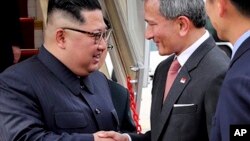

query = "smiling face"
[[144, 0, 182, 56], [61, 10, 107, 76]]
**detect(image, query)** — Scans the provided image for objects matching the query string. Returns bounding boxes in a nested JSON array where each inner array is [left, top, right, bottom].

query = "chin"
[[158, 52, 166, 56], [77, 67, 97, 77], [158, 49, 165, 55], [89, 65, 99, 72], [159, 50, 172, 56]]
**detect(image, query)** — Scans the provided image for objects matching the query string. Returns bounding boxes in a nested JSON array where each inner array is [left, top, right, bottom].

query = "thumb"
[[96, 131, 111, 138]]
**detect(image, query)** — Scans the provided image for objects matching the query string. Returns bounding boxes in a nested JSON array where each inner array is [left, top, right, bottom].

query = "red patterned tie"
[[163, 59, 181, 101]]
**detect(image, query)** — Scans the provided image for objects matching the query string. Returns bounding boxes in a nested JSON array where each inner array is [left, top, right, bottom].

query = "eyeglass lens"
[[96, 29, 112, 44]]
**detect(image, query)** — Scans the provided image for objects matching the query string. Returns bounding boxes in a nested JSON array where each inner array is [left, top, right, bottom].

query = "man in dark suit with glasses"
[[0, 0, 119, 141]]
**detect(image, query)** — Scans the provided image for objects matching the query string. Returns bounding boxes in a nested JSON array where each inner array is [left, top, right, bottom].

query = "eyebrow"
[[92, 27, 108, 32], [145, 19, 155, 24]]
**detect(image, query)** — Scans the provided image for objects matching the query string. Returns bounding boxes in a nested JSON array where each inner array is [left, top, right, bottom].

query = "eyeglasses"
[[62, 27, 112, 45], [107, 44, 113, 50]]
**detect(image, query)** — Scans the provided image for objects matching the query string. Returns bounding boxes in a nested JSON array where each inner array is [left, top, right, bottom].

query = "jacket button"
[[95, 108, 101, 114], [80, 85, 84, 89]]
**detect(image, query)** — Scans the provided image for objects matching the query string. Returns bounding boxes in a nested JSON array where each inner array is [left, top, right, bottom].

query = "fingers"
[[12, 46, 21, 63], [97, 131, 129, 141], [94, 131, 116, 141]]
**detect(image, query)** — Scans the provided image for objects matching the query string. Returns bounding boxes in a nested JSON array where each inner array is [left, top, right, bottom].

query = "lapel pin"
[[180, 77, 187, 83]]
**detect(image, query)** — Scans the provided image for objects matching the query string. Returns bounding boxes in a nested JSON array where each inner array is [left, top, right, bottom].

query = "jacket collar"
[[37, 45, 95, 95], [230, 36, 250, 68]]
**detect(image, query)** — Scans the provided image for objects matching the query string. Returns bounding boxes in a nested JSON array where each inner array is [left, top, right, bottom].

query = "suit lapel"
[[150, 56, 173, 141], [151, 56, 173, 118], [152, 67, 191, 141], [152, 36, 216, 141]]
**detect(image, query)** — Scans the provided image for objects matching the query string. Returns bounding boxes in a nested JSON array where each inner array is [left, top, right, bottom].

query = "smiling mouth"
[[94, 54, 100, 58], [93, 53, 101, 62]]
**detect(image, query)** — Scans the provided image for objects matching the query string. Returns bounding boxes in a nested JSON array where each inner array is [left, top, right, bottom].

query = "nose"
[[97, 38, 107, 50], [145, 26, 153, 40]]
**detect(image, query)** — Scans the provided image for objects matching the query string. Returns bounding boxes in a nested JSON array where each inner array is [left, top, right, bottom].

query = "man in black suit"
[[0, 0, 120, 140], [98, 38, 136, 133], [98, 0, 230, 140], [108, 80, 137, 133], [0, 0, 22, 72], [206, 0, 250, 141]]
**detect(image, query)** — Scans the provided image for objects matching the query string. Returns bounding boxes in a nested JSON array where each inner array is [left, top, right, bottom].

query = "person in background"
[[100, 46, 137, 133], [107, 78, 137, 133], [205, 0, 250, 141], [0, 0, 22, 73], [205, 17, 222, 42], [205, 18, 232, 58], [0, 0, 119, 140], [99, 19, 136, 133], [98, 0, 230, 140]]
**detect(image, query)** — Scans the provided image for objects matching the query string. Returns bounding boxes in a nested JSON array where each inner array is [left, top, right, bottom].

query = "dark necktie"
[[163, 59, 181, 101]]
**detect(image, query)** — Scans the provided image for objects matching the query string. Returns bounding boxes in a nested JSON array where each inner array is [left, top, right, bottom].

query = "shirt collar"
[[231, 30, 250, 59], [176, 30, 209, 66]]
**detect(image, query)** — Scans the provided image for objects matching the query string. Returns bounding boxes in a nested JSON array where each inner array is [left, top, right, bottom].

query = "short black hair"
[[104, 18, 111, 29], [231, 0, 250, 17], [47, 0, 102, 23]]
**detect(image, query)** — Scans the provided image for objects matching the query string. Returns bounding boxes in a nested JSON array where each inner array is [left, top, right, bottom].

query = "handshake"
[[93, 131, 130, 141]]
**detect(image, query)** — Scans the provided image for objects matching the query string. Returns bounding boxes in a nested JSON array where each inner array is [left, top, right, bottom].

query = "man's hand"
[[94, 131, 116, 141], [12, 46, 21, 63], [97, 131, 130, 141]]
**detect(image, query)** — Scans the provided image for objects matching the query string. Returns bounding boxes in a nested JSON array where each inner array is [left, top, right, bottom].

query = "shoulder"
[[1, 56, 42, 79], [204, 46, 230, 70], [108, 80, 128, 94], [0, 57, 41, 96]]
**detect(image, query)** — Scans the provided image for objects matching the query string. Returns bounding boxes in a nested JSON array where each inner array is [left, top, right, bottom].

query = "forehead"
[[81, 10, 106, 30], [144, 0, 163, 22], [144, 0, 159, 13]]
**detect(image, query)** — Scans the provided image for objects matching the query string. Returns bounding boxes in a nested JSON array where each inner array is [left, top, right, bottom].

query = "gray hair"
[[159, 0, 206, 28]]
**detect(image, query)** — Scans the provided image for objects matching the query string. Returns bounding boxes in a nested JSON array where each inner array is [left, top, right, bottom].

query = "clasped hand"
[[94, 131, 129, 141]]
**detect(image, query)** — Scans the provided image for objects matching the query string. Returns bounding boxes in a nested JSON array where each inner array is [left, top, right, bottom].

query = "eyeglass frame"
[[61, 27, 112, 45]]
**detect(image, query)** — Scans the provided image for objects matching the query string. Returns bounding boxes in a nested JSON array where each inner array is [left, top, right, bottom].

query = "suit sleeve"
[[129, 131, 151, 141]]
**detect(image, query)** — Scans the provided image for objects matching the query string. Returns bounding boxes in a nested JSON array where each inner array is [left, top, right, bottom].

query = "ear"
[[55, 28, 66, 49], [218, 0, 227, 17], [176, 16, 190, 37]]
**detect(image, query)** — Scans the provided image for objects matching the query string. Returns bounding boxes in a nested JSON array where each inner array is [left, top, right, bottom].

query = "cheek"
[[152, 27, 165, 43], [71, 42, 94, 61], [73, 50, 92, 70], [69, 49, 86, 62], [159, 32, 178, 54], [157, 29, 171, 45]]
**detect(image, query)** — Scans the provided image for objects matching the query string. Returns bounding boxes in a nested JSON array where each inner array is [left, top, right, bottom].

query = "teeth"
[[95, 54, 100, 58]]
